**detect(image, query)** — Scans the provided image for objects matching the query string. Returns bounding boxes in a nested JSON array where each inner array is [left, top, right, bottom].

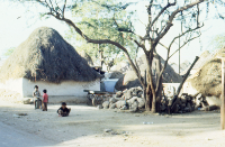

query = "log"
[[177, 56, 199, 96]]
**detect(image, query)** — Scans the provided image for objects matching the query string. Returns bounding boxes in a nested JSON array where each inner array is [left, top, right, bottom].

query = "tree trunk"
[[144, 49, 159, 112], [151, 94, 156, 113], [152, 53, 162, 112], [145, 84, 152, 111], [99, 50, 103, 70], [155, 83, 163, 112]]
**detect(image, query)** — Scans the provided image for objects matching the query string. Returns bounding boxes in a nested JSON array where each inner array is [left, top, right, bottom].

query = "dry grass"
[[187, 48, 225, 96], [0, 27, 101, 83]]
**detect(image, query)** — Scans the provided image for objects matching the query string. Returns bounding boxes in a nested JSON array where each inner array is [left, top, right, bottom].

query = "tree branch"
[[168, 24, 203, 50], [154, 0, 206, 46], [151, 1, 176, 27], [62, 0, 67, 18], [134, 47, 145, 88], [155, 25, 202, 91], [155, 44, 171, 92], [47, 12, 145, 87], [159, 42, 169, 50], [113, 14, 144, 41], [169, 34, 201, 59], [145, 0, 154, 38]]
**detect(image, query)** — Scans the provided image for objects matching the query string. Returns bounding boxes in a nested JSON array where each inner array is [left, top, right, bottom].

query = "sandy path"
[[0, 101, 225, 147], [0, 121, 55, 147]]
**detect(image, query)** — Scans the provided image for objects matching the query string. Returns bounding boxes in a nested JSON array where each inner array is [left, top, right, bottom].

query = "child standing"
[[33, 85, 41, 109], [42, 89, 48, 111]]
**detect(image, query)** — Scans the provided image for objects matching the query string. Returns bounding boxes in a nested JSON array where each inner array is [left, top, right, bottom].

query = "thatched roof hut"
[[189, 50, 212, 75], [80, 51, 94, 66], [115, 71, 141, 91], [187, 49, 224, 96], [115, 55, 182, 91], [108, 72, 123, 79], [171, 60, 191, 75], [110, 61, 131, 73], [0, 27, 101, 83]]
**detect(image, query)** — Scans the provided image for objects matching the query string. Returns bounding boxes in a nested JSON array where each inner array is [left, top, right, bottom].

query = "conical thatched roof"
[[115, 71, 141, 91], [0, 27, 101, 83], [191, 50, 212, 73], [108, 72, 123, 79], [115, 55, 182, 91], [179, 60, 191, 75], [187, 48, 224, 96], [110, 61, 131, 73], [80, 51, 93, 66]]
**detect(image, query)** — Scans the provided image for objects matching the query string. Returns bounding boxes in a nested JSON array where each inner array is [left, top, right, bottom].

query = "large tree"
[[18, 0, 213, 112], [64, 0, 137, 69]]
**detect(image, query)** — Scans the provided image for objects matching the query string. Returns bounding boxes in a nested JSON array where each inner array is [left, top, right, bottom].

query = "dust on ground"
[[0, 101, 225, 147]]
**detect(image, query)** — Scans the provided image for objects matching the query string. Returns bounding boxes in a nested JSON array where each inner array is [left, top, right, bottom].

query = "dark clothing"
[[43, 102, 47, 111], [57, 107, 71, 117]]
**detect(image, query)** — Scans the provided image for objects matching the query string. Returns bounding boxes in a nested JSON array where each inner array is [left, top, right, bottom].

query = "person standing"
[[42, 89, 48, 111], [33, 85, 41, 109]]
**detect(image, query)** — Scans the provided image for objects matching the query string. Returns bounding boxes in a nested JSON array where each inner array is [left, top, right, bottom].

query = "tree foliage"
[[64, 0, 137, 66]]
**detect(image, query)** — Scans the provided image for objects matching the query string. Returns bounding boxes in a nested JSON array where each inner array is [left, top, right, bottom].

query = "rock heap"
[[100, 86, 145, 112]]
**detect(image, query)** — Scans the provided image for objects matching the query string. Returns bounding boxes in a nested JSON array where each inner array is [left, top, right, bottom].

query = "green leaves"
[[39, 13, 50, 20], [39, 13, 46, 19], [4, 47, 16, 56], [64, 0, 138, 65]]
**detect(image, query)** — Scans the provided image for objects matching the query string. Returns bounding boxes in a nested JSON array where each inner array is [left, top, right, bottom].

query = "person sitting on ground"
[[33, 85, 41, 109], [57, 102, 71, 117], [42, 89, 48, 111]]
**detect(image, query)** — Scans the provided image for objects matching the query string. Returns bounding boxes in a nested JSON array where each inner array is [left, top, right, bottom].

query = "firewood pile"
[[161, 93, 219, 114], [88, 93, 113, 106], [91, 84, 219, 113]]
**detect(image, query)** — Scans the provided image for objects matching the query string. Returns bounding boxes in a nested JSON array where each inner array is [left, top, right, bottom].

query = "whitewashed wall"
[[0, 78, 100, 103], [182, 82, 198, 95], [162, 83, 180, 97], [0, 78, 23, 96]]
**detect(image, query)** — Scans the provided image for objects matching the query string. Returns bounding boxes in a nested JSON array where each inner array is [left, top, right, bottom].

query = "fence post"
[[221, 59, 225, 130]]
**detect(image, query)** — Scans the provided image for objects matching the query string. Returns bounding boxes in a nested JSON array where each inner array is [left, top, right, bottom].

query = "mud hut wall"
[[0, 78, 23, 100], [206, 96, 221, 107], [22, 78, 100, 99], [162, 83, 180, 92], [0, 78, 100, 103]]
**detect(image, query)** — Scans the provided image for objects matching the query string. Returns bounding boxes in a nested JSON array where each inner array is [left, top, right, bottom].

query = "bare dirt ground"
[[0, 101, 225, 147]]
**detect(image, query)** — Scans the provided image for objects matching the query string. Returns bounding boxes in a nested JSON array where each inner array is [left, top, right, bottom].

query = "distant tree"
[[4, 47, 16, 56]]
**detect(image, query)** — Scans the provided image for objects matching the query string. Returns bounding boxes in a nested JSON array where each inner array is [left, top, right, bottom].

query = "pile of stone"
[[100, 86, 145, 112], [96, 85, 219, 113]]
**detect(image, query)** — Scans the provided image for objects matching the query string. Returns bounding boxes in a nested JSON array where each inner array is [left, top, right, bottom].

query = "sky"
[[0, 1, 69, 57], [1, 0, 225, 67]]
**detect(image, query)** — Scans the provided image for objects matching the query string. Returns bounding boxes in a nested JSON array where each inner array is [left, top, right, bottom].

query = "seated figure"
[[57, 102, 71, 117]]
